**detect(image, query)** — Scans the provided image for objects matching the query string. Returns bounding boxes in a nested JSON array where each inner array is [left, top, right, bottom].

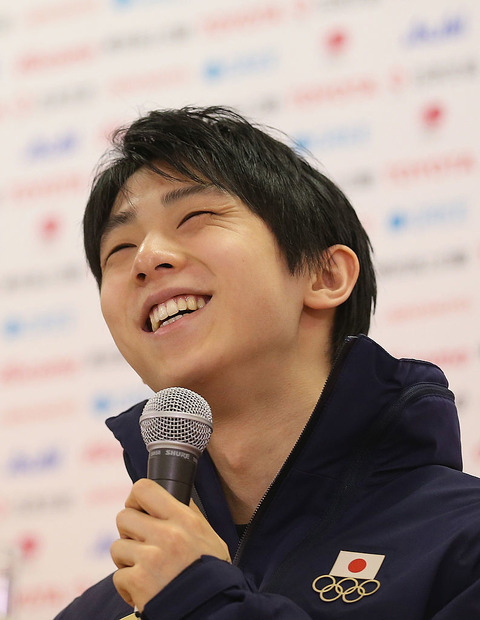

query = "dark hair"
[[83, 105, 376, 360]]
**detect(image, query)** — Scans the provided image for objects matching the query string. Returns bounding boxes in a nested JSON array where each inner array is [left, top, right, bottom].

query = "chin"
[[134, 351, 223, 394], [143, 369, 208, 394]]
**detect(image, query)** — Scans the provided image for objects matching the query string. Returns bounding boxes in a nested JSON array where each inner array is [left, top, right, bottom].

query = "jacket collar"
[[105, 335, 461, 550], [106, 335, 461, 482]]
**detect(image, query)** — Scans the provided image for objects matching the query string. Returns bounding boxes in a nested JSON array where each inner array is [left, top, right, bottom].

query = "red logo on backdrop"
[[26, 0, 96, 25], [0, 95, 35, 120], [416, 348, 471, 368], [82, 441, 123, 463], [17, 44, 97, 73], [292, 75, 378, 106], [325, 29, 349, 54], [18, 534, 41, 560], [39, 215, 62, 241], [387, 298, 472, 323], [202, 5, 283, 34], [109, 67, 189, 95], [0, 358, 79, 384], [387, 152, 475, 182], [1, 398, 77, 426], [9, 173, 86, 203], [422, 103, 445, 128]]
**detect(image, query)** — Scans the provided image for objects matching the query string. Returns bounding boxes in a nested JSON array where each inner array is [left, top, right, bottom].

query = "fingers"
[[111, 537, 137, 569], [116, 481, 198, 548], [111, 528, 183, 612], [111, 533, 168, 611], [112, 571, 135, 609], [112, 560, 149, 611], [124, 478, 163, 513], [116, 507, 149, 541], [125, 479, 190, 520], [111, 478, 232, 610], [110, 539, 140, 608]]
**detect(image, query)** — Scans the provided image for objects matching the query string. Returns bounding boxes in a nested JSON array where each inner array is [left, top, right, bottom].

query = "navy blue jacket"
[[55, 336, 480, 619]]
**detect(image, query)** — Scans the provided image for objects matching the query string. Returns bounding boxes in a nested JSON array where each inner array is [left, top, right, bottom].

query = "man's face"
[[99, 167, 310, 393]]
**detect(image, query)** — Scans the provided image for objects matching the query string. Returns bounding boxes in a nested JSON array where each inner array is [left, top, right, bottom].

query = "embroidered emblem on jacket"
[[312, 550, 385, 603]]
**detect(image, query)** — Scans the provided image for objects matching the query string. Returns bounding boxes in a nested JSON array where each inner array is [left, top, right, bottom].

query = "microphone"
[[139, 387, 213, 504]]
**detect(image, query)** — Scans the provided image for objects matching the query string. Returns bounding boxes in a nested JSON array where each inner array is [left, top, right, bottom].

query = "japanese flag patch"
[[312, 550, 385, 604], [330, 550, 385, 579]]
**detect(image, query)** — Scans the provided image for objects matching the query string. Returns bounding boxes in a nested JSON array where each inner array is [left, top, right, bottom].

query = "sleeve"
[[430, 577, 480, 619], [52, 573, 134, 620], [141, 556, 312, 620]]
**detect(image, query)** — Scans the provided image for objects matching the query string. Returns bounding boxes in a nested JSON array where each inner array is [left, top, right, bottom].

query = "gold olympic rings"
[[312, 574, 381, 603]]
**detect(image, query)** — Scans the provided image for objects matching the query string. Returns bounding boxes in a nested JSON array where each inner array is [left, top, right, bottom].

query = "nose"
[[132, 234, 185, 284]]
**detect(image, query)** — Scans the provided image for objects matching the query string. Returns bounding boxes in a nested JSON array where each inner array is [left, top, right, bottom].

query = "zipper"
[[355, 380, 455, 465], [388, 382, 454, 411], [263, 378, 455, 591], [232, 336, 357, 566], [232, 343, 455, 566], [329, 380, 455, 506]]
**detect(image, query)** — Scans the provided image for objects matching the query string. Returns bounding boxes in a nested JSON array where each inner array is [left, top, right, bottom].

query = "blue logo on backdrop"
[[294, 124, 371, 152], [91, 389, 150, 417], [388, 200, 468, 233], [7, 448, 62, 475], [2, 311, 73, 340], [204, 51, 277, 81], [404, 14, 467, 45], [25, 132, 79, 161]]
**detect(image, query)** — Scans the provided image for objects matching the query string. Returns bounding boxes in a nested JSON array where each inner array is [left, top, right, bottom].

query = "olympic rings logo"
[[312, 574, 381, 603]]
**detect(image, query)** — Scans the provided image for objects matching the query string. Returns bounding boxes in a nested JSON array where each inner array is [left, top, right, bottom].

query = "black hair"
[[83, 105, 376, 360]]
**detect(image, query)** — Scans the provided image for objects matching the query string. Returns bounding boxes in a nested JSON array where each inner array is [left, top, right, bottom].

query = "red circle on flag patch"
[[348, 558, 367, 573]]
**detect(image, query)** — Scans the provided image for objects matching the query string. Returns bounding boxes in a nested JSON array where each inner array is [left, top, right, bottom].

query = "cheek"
[[100, 281, 123, 332]]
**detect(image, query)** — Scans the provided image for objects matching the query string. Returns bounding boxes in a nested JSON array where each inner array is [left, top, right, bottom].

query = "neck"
[[205, 364, 329, 524]]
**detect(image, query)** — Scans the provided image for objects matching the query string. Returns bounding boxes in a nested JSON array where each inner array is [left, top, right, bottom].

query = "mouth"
[[144, 295, 211, 333]]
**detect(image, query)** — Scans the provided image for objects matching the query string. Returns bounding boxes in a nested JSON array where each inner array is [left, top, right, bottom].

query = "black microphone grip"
[[147, 446, 198, 505]]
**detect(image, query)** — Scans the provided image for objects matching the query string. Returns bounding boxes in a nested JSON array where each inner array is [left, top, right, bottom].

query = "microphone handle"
[[147, 446, 198, 505]]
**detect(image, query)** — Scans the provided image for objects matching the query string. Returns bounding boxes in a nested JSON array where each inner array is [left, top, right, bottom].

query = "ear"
[[304, 245, 360, 310]]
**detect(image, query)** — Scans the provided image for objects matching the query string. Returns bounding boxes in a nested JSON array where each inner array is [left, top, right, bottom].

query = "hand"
[[110, 478, 231, 612]]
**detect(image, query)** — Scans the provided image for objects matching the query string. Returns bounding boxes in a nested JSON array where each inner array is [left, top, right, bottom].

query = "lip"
[[139, 287, 212, 331]]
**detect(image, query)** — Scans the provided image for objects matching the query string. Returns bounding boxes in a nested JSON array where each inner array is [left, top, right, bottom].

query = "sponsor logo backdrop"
[[1, 0, 479, 617]]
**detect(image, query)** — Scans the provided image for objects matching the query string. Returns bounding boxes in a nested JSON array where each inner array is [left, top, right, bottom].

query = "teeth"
[[150, 310, 160, 332], [166, 299, 178, 317], [162, 314, 185, 327], [148, 296, 207, 332], [158, 305, 168, 321]]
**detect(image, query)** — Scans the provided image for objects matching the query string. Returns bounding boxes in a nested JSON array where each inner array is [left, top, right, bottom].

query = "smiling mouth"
[[145, 295, 210, 332]]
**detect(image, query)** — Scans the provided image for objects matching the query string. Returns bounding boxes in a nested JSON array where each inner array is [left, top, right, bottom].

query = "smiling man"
[[55, 107, 480, 619]]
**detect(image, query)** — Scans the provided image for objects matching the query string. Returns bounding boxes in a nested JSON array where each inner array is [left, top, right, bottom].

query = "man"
[[55, 107, 480, 619]]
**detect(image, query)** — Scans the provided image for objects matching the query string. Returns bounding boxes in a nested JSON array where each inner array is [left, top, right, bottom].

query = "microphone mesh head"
[[139, 387, 213, 453]]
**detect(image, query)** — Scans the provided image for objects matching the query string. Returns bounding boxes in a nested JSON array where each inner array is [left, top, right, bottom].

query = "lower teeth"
[[161, 314, 185, 328]]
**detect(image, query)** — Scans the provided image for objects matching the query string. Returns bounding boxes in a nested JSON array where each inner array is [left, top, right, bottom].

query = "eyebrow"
[[100, 182, 222, 248], [161, 183, 219, 206], [101, 207, 138, 245]]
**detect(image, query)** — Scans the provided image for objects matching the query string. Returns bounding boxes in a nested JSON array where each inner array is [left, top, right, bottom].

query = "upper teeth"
[[149, 296, 206, 332]]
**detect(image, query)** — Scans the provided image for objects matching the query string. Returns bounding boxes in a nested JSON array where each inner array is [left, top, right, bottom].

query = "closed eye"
[[104, 243, 136, 263], [178, 211, 214, 227]]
